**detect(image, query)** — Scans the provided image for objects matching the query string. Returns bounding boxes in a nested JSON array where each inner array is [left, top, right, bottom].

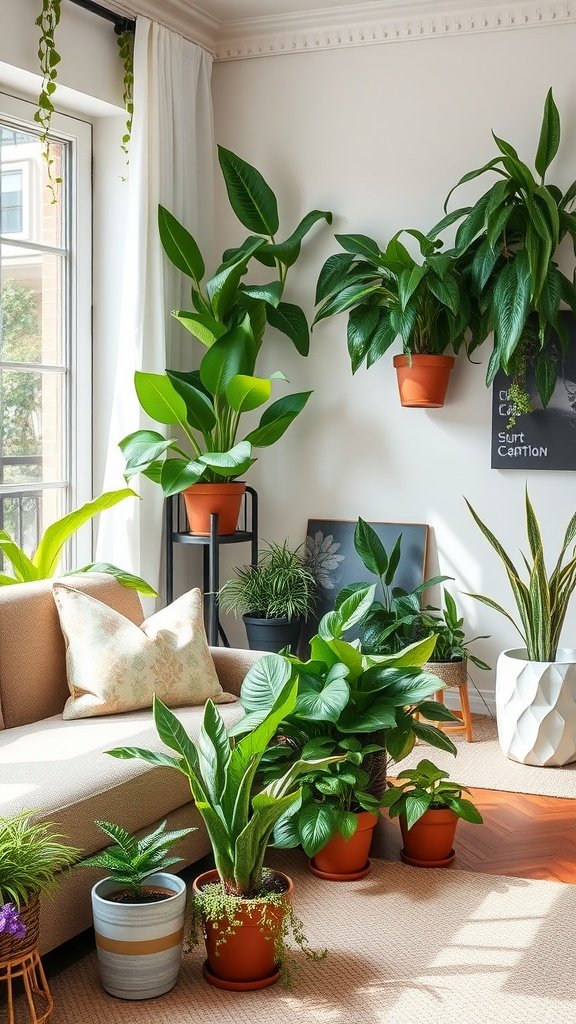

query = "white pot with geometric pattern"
[[496, 648, 576, 766], [91, 872, 186, 1000]]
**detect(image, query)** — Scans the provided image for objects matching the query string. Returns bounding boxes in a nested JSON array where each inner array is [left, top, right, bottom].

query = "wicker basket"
[[0, 894, 40, 962], [423, 660, 467, 689]]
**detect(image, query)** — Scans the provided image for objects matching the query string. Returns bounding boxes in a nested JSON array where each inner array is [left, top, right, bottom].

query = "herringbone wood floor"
[[379, 785, 576, 884]]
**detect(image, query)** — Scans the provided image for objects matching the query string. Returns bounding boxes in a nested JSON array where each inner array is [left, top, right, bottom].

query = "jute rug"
[[399, 714, 576, 798], [37, 851, 575, 1024]]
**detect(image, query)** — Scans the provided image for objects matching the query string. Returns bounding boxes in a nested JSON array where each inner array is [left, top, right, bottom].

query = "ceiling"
[[191, 0, 386, 19]]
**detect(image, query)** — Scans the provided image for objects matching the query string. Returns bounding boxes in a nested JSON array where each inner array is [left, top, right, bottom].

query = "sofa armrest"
[[209, 646, 264, 697]]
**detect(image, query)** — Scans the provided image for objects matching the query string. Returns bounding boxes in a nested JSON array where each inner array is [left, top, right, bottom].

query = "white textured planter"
[[496, 648, 576, 766], [91, 872, 186, 1000]]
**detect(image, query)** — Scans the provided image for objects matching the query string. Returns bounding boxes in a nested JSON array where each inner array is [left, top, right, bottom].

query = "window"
[[0, 94, 91, 568]]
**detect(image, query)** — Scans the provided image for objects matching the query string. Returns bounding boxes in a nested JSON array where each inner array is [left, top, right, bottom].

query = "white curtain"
[[96, 18, 215, 599]]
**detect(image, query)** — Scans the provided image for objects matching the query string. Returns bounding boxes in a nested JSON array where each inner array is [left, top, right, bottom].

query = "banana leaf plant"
[[0, 488, 155, 595], [120, 148, 332, 496], [232, 585, 458, 859], [313, 227, 471, 372], [435, 88, 576, 417], [107, 678, 343, 897]]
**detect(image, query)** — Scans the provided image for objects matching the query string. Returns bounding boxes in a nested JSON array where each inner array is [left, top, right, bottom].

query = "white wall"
[[212, 25, 576, 706]]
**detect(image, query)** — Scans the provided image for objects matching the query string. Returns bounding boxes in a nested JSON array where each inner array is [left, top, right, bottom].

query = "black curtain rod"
[[69, 0, 136, 35]]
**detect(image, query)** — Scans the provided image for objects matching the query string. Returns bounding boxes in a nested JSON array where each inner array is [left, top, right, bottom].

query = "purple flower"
[[0, 903, 26, 939]]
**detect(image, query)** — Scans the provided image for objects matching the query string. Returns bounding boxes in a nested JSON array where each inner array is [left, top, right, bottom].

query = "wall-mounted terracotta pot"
[[393, 354, 455, 408], [182, 481, 246, 535]]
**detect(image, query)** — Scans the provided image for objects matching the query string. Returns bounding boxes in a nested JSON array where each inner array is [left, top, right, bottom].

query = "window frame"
[[0, 92, 92, 566]]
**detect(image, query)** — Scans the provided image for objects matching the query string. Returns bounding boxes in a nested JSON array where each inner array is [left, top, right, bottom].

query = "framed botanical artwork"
[[305, 519, 429, 626]]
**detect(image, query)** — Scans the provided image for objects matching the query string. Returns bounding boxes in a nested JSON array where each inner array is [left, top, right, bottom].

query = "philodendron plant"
[[233, 586, 458, 859], [437, 89, 576, 417], [0, 488, 155, 595], [108, 679, 342, 897], [120, 148, 332, 496]]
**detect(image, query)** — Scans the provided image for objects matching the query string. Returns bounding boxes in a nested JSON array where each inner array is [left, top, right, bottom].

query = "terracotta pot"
[[193, 869, 293, 990], [400, 807, 458, 867], [393, 354, 455, 408], [309, 811, 378, 880], [182, 481, 246, 536]]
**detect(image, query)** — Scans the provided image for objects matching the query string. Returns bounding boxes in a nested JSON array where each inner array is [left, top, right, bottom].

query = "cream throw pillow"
[[53, 583, 236, 720]]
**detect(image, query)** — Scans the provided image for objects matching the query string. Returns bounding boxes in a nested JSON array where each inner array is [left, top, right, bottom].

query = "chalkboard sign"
[[491, 312, 576, 471]]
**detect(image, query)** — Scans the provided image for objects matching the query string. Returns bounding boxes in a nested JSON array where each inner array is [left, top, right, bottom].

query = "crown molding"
[[213, 0, 576, 61], [104, 0, 575, 59]]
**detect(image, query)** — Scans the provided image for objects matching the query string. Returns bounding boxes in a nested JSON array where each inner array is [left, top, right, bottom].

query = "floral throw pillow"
[[52, 583, 236, 720]]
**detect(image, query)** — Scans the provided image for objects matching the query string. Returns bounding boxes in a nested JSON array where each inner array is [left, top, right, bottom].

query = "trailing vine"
[[34, 0, 62, 204], [116, 28, 134, 175]]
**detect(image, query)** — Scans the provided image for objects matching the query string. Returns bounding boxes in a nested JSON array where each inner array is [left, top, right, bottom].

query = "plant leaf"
[[218, 145, 279, 235]]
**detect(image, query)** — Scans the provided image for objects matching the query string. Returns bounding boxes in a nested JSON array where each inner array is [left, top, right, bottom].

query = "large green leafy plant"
[[438, 89, 576, 416], [121, 148, 331, 496], [235, 588, 458, 859], [467, 489, 576, 662], [0, 488, 155, 595], [108, 680, 340, 897], [313, 229, 470, 372]]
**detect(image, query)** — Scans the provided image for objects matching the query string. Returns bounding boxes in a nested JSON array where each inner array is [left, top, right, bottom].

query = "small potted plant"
[[314, 229, 471, 407], [108, 678, 339, 990], [219, 541, 317, 653], [419, 589, 490, 688], [0, 811, 80, 964], [82, 819, 195, 1000], [380, 758, 483, 867]]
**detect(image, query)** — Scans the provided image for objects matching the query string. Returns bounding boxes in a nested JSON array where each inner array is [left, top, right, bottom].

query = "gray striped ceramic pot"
[[91, 872, 187, 1000]]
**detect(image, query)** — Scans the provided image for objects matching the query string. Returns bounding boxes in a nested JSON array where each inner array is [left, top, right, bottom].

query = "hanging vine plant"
[[34, 0, 62, 204], [117, 27, 134, 174]]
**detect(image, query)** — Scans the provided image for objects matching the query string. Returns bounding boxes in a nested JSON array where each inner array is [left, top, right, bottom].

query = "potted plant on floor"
[[436, 89, 576, 422], [120, 147, 331, 535], [81, 819, 195, 1000], [380, 758, 483, 867], [313, 228, 471, 407], [466, 489, 576, 766], [0, 811, 80, 964], [235, 585, 459, 880], [219, 540, 317, 653], [107, 678, 340, 989]]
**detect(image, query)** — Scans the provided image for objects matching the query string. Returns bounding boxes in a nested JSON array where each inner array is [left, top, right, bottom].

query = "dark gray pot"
[[242, 615, 303, 654]]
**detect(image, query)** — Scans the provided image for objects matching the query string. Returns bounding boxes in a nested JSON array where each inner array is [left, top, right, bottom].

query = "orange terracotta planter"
[[309, 811, 379, 880], [193, 869, 293, 990], [393, 354, 455, 408], [400, 807, 458, 867], [182, 481, 245, 536]]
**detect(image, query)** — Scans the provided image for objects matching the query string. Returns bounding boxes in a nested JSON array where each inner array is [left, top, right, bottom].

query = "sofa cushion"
[[53, 584, 234, 720], [0, 701, 244, 858], [0, 574, 145, 730]]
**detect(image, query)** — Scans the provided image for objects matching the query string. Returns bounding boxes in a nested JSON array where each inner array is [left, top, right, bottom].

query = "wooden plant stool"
[[0, 949, 53, 1023], [422, 660, 474, 743]]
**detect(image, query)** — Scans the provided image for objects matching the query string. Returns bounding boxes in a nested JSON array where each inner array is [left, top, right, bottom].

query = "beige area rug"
[[399, 714, 576, 798], [37, 851, 576, 1024]]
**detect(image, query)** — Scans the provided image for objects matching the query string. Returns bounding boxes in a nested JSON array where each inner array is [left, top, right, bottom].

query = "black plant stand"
[[165, 487, 258, 646]]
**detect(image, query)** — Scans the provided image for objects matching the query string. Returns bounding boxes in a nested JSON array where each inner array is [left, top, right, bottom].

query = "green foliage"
[[0, 811, 80, 907], [190, 876, 327, 986], [380, 758, 483, 829], [442, 89, 576, 409], [0, 488, 156, 595], [117, 29, 134, 172], [121, 150, 331, 495], [82, 819, 195, 894], [466, 489, 576, 662], [34, 0, 62, 203], [107, 678, 343, 897], [236, 590, 459, 859], [419, 589, 491, 670], [314, 229, 471, 371], [219, 541, 317, 621]]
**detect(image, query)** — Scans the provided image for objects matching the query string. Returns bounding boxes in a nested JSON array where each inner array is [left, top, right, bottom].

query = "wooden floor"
[[377, 785, 576, 884]]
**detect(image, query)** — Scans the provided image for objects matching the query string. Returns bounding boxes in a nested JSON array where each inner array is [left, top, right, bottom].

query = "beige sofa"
[[0, 573, 259, 953]]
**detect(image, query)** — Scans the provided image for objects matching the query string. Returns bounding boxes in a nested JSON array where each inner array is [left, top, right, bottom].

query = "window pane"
[[1, 247, 65, 364], [0, 487, 65, 563], [0, 368, 65, 484], [0, 126, 64, 248]]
